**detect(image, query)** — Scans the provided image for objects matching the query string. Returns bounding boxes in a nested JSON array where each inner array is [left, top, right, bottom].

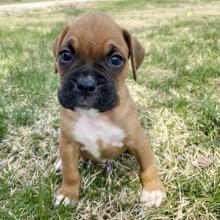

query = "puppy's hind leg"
[[54, 159, 62, 172], [102, 160, 113, 174]]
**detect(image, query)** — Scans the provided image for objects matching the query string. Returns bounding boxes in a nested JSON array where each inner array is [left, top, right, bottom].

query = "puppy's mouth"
[[78, 103, 91, 109], [76, 97, 95, 109], [57, 73, 118, 112]]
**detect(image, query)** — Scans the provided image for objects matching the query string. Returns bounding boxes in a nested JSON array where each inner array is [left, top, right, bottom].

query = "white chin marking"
[[54, 194, 75, 206], [75, 108, 99, 117], [140, 190, 165, 208], [54, 159, 62, 172]]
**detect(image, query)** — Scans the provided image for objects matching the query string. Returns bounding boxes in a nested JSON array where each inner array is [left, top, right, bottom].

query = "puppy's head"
[[53, 12, 145, 112]]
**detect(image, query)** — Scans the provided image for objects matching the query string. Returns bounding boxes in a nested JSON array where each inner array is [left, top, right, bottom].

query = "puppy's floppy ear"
[[52, 24, 69, 73], [123, 29, 145, 81]]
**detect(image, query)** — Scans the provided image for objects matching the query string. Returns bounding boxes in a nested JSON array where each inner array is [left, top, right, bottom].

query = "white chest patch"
[[73, 109, 125, 159]]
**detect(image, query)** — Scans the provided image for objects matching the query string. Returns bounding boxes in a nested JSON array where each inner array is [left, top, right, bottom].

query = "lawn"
[[0, 0, 219, 219]]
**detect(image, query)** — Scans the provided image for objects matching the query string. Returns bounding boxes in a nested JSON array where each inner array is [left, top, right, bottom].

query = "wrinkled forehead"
[[61, 17, 129, 59]]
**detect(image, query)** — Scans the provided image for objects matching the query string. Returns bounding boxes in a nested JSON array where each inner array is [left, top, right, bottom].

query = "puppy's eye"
[[59, 50, 73, 63], [108, 54, 123, 67]]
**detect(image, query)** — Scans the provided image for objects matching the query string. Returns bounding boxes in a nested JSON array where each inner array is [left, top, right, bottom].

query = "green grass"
[[0, 0, 219, 219]]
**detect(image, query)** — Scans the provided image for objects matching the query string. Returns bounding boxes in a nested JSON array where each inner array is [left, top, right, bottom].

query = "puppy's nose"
[[76, 76, 97, 93]]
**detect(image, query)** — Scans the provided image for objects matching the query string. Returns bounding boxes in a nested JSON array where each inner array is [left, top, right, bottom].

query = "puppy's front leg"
[[128, 129, 165, 207], [55, 137, 80, 206]]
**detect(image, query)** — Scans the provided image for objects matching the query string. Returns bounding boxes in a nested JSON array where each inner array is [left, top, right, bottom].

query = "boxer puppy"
[[53, 12, 165, 207]]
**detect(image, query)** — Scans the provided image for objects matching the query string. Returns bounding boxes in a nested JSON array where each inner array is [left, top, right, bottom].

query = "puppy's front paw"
[[54, 194, 73, 206], [140, 190, 165, 208], [54, 186, 79, 206]]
